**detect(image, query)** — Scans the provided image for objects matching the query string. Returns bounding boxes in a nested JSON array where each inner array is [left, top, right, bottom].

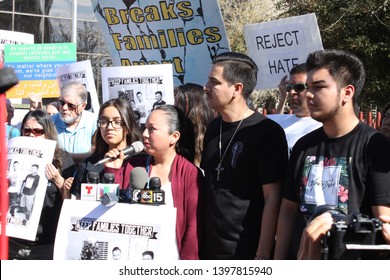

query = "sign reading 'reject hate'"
[[244, 13, 323, 90]]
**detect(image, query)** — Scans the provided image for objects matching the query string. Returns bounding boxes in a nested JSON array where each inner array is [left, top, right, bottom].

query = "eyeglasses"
[[58, 99, 84, 111], [97, 119, 124, 129], [286, 83, 308, 93], [23, 128, 45, 136]]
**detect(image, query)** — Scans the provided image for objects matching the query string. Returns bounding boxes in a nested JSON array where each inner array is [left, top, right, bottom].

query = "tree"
[[218, 0, 276, 53], [218, 0, 280, 110], [275, 0, 390, 111]]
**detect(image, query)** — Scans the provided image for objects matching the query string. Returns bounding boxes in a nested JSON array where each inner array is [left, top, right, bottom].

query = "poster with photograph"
[[102, 64, 174, 124], [5, 137, 56, 241], [54, 200, 178, 260], [56, 60, 100, 115]]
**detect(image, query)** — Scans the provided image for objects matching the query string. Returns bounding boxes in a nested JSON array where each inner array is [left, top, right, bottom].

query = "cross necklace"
[[216, 108, 248, 181]]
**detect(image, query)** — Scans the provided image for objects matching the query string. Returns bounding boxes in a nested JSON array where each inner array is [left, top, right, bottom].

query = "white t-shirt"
[[267, 114, 322, 156], [161, 182, 174, 208], [160, 182, 179, 259]]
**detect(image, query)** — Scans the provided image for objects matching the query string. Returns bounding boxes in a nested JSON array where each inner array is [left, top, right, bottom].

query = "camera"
[[310, 205, 390, 260]]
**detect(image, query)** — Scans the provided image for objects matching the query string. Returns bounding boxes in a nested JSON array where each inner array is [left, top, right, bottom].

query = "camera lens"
[[309, 205, 347, 223]]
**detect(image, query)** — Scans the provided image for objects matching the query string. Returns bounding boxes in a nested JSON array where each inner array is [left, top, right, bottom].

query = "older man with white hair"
[[52, 81, 97, 164]]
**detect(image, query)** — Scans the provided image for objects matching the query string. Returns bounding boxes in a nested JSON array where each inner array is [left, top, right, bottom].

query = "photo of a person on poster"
[[152, 91, 166, 109], [136, 91, 148, 117], [19, 164, 40, 220], [112, 247, 122, 260], [142, 250, 154, 260], [7, 160, 23, 217]]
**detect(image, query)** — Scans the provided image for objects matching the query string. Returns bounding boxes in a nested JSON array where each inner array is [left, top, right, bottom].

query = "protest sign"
[[54, 200, 178, 260], [91, 0, 230, 87], [4, 43, 76, 98], [0, 30, 34, 67], [56, 60, 100, 115], [102, 64, 174, 124], [5, 137, 56, 241], [244, 13, 323, 90]]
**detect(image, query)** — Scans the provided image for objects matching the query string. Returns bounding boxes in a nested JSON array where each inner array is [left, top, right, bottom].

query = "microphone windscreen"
[[87, 171, 100, 183], [103, 173, 115, 184], [131, 141, 144, 153], [130, 167, 149, 190], [149, 177, 161, 190]]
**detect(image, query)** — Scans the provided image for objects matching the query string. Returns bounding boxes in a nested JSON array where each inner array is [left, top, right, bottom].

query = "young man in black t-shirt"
[[201, 52, 288, 260], [274, 49, 390, 260]]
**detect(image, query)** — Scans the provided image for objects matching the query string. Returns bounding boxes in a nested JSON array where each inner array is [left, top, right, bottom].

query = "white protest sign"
[[90, 0, 230, 87], [54, 200, 178, 260], [101, 64, 174, 125], [244, 13, 323, 90], [0, 30, 34, 65], [6, 137, 56, 241], [56, 60, 100, 115]]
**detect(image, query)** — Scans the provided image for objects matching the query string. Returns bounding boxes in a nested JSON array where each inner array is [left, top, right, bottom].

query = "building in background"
[[0, 0, 111, 101]]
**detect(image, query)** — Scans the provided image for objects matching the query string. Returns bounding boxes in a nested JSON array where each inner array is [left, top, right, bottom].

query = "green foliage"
[[218, 0, 282, 109], [274, 0, 390, 110]]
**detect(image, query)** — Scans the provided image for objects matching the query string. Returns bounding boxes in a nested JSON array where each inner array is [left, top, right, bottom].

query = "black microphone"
[[88, 172, 100, 184], [140, 177, 165, 205], [103, 173, 115, 183], [94, 141, 144, 166], [120, 167, 149, 203]]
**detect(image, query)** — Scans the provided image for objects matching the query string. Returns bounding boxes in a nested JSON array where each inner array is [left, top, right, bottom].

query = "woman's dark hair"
[[21, 109, 63, 171], [174, 83, 214, 165], [93, 98, 142, 156], [152, 104, 195, 163]]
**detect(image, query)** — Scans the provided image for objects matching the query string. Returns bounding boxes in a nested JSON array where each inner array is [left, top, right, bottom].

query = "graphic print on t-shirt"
[[299, 156, 350, 215], [230, 141, 244, 168]]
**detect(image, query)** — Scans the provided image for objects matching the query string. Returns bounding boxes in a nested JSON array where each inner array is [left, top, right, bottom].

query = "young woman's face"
[[99, 106, 127, 149]]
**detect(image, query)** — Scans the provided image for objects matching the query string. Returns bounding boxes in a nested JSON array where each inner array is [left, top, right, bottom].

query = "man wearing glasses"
[[52, 81, 97, 165], [268, 63, 322, 156]]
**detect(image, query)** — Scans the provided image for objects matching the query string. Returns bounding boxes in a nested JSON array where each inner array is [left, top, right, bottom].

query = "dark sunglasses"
[[23, 128, 45, 136], [286, 83, 308, 93], [58, 99, 83, 111]]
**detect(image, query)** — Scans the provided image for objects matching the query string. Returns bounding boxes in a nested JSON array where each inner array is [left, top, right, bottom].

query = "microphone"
[[94, 141, 144, 166], [119, 167, 149, 203], [140, 177, 165, 205], [80, 171, 100, 201], [99, 173, 119, 206]]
